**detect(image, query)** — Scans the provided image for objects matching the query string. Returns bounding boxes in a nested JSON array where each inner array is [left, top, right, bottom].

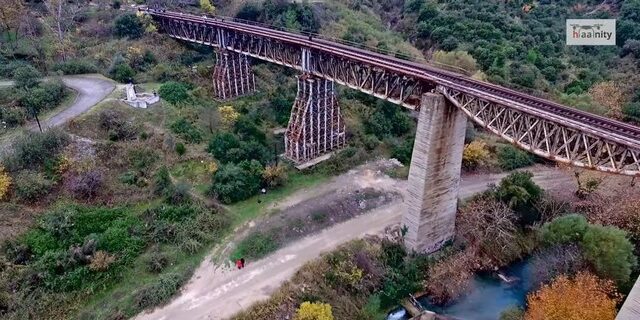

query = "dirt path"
[[135, 165, 574, 320]]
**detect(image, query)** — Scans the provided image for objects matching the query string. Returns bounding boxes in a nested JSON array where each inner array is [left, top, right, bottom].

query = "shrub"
[[500, 306, 524, 320], [88, 251, 116, 271], [0, 165, 11, 200], [525, 272, 619, 320], [113, 13, 144, 39], [145, 250, 170, 273], [13, 170, 53, 202], [497, 145, 534, 170], [391, 138, 414, 165], [175, 142, 186, 156], [53, 60, 98, 75], [3, 129, 69, 171], [128, 147, 158, 172], [494, 171, 542, 226], [110, 63, 135, 83], [540, 214, 589, 246], [231, 232, 277, 260], [529, 244, 586, 289], [582, 225, 637, 286], [262, 164, 288, 188], [462, 140, 490, 170], [169, 118, 202, 143], [623, 102, 640, 122], [167, 181, 191, 205], [67, 170, 104, 200], [295, 302, 334, 320], [13, 64, 41, 89], [158, 81, 189, 105], [134, 272, 189, 310], [98, 109, 138, 140], [153, 166, 173, 197], [210, 161, 263, 204], [426, 250, 474, 304]]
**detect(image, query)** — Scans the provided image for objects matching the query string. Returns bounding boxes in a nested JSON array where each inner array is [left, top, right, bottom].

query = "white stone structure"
[[123, 83, 160, 108]]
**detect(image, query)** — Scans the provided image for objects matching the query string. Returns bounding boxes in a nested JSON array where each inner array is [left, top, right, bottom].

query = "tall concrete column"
[[402, 93, 467, 253]]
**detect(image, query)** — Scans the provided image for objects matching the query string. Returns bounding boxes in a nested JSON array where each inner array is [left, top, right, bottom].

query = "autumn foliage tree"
[[295, 301, 334, 320], [462, 140, 490, 170], [589, 81, 626, 120], [525, 272, 620, 320], [0, 165, 11, 200]]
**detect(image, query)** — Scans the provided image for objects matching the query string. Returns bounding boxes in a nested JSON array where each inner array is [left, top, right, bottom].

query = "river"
[[388, 259, 533, 320]]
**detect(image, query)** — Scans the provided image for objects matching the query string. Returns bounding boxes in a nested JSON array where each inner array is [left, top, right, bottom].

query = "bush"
[[134, 272, 188, 309], [231, 232, 277, 261], [497, 145, 533, 170], [295, 301, 334, 320], [0, 165, 11, 200], [462, 140, 490, 170], [113, 13, 144, 39], [529, 244, 586, 289], [540, 214, 589, 246], [623, 102, 640, 122], [53, 60, 98, 75], [128, 147, 158, 172], [67, 170, 104, 200], [210, 161, 263, 204], [145, 250, 170, 273], [494, 171, 542, 226], [110, 63, 135, 83], [175, 142, 186, 156], [98, 109, 138, 141], [391, 138, 414, 165], [153, 166, 173, 197], [169, 118, 202, 143], [499, 306, 524, 320], [582, 225, 637, 286], [13, 170, 54, 202], [262, 164, 288, 188], [159, 81, 189, 104], [13, 64, 41, 89]]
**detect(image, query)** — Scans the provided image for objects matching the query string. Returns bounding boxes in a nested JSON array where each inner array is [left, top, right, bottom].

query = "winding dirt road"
[[136, 165, 574, 320]]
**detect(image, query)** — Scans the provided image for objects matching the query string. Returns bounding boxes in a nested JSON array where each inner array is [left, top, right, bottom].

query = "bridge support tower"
[[402, 93, 467, 253], [212, 50, 256, 100], [285, 74, 346, 166]]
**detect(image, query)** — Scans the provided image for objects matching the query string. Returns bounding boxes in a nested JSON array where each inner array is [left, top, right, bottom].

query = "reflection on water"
[[387, 260, 532, 320]]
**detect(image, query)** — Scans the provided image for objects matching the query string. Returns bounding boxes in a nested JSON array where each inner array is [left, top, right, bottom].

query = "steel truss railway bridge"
[[145, 8, 640, 253]]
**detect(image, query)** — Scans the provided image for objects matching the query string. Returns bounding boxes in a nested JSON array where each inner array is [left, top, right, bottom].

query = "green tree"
[[582, 225, 637, 286], [210, 161, 263, 204], [207, 132, 240, 163], [114, 13, 144, 39], [13, 65, 41, 89], [497, 145, 534, 170], [158, 81, 189, 104], [494, 171, 542, 226], [541, 214, 589, 246]]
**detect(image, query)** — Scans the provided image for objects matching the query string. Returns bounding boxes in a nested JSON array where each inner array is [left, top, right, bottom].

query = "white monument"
[[123, 83, 160, 108]]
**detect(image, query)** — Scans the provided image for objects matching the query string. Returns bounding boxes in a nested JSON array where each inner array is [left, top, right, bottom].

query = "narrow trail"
[[135, 165, 574, 320]]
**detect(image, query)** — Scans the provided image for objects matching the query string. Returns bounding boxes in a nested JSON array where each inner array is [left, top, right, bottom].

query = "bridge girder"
[[149, 11, 640, 176]]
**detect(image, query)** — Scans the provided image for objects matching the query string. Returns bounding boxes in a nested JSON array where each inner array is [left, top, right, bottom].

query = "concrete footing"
[[212, 50, 256, 100], [285, 74, 346, 166], [402, 93, 467, 253]]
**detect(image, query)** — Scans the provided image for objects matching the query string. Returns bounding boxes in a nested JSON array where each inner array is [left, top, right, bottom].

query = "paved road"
[[0, 75, 115, 130], [135, 166, 573, 320], [41, 75, 115, 129]]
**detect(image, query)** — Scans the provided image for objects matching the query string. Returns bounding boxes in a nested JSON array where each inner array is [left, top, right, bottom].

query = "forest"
[[0, 0, 639, 319]]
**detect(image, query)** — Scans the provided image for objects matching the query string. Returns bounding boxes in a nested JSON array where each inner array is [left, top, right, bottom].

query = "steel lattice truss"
[[285, 75, 346, 164], [149, 11, 640, 176], [439, 86, 640, 175], [212, 50, 256, 100], [153, 16, 428, 109]]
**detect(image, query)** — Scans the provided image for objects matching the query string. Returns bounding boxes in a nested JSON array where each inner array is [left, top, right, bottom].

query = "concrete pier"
[[402, 93, 467, 253]]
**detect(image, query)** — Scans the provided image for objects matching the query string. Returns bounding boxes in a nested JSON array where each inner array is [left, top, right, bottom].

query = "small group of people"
[[235, 258, 246, 269]]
